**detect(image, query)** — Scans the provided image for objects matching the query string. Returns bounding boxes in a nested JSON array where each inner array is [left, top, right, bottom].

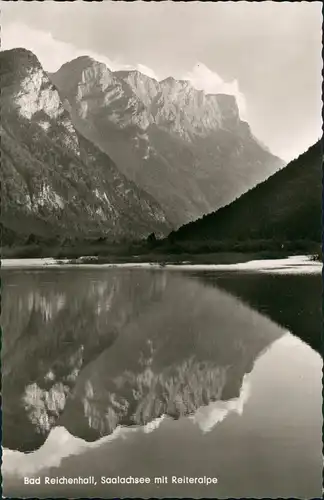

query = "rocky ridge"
[[1, 48, 170, 241], [51, 56, 284, 226]]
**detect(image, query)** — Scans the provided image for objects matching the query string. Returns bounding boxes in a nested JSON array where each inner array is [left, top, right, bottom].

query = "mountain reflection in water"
[[1, 269, 322, 498]]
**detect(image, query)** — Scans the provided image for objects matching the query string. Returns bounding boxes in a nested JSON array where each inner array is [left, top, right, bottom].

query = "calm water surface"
[[1, 268, 322, 498]]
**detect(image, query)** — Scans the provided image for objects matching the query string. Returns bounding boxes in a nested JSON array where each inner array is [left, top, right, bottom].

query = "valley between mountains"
[[1, 48, 321, 261]]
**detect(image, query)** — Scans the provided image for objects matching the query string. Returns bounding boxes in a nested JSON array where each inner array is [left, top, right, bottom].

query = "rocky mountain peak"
[[0, 48, 80, 156], [115, 69, 160, 107], [52, 57, 241, 137], [1, 48, 42, 76], [115, 68, 158, 83], [160, 76, 192, 89], [1, 48, 170, 241], [51, 56, 115, 98], [50, 54, 284, 227], [53, 55, 101, 78], [1, 51, 55, 117]]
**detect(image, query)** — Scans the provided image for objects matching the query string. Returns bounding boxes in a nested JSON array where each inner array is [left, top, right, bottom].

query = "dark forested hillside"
[[170, 141, 322, 244]]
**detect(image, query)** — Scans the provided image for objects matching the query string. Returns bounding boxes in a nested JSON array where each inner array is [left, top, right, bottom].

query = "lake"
[[1, 267, 322, 498]]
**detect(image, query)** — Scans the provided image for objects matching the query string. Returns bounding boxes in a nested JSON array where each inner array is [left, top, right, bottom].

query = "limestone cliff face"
[[51, 57, 284, 226], [52, 58, 239, 138], [0, 49, 170, 240]]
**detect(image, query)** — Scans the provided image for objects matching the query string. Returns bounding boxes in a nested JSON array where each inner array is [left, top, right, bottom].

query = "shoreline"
[[1, 255, 321, 274]]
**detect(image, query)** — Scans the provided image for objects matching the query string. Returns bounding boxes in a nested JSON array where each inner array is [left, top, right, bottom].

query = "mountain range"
[[0, 48, 170, 242], [170, 141, 322, 244], [1, 47, 318, 250], [50, 56, 284, 227]]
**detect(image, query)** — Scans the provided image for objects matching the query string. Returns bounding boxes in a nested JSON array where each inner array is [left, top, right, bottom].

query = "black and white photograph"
[[1, 1, 322, 498]]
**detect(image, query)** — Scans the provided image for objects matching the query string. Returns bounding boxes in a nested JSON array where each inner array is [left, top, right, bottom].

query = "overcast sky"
[[1, 1, 322, 161]]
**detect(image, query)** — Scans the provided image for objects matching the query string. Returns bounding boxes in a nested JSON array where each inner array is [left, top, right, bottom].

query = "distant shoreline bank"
[[1, 254, 321, 274]]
